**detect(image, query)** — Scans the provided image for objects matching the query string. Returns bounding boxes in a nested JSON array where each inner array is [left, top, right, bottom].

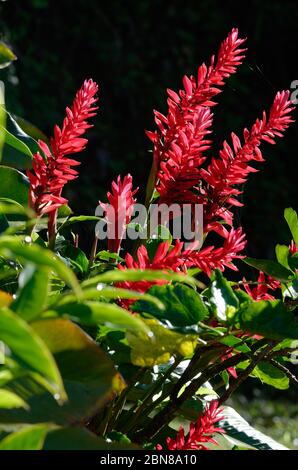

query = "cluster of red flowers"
[[27, 79, 98, 223], [156, 401, 224, 450]]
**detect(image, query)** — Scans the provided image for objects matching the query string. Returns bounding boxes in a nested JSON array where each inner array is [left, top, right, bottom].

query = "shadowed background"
[[0, 0, 297, 258]]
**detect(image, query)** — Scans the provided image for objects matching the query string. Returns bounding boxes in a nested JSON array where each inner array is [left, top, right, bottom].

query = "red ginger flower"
[[27, 79, 98, 217], [99, 174, 138, 254], [118, 227, 246, 303], [157, 400, 224, 450], [201, 90, 294, 236], [147, 28, 246, 205], [242, 271, 280, 301]]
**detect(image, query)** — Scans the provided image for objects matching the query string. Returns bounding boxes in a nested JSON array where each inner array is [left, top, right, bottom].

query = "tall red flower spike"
[[146, 28, 246, 205], [201, 90, 294, 236], [99, 174, 138, 254], [27, 79, 98, 219], [157, 400, 225, 450]]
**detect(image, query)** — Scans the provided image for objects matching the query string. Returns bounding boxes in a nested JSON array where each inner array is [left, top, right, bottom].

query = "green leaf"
[[0, 424, 52, 450], [51, 301, 150, 335], [0, 237, 81, 297], [220, 406, 288, 450], [0, 42, 17, 69], [0, 318, 124, 425], [0, 166, 29, 207], [0, 390, 28, 409], [252, 361, 289, 390], [43, 427, 137, 450], [60, 243, 89, 274], [284, 207, 298, 246], [11, 265, 50, 321], [234, 299, 298, 340], [146, 225, 172, 261], [243, 257, 293, 282], [82, 269, 199, 289], [0, 308, 66, 401], [209, 269, 239, 322], [275, 244, 291, 270], [0, 112, 39, 169], [126, 318, 198, 367], [132, 283, 209, 327]]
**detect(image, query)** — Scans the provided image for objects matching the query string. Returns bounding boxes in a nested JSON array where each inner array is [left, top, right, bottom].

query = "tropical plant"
[[0, 30, 297, 451]]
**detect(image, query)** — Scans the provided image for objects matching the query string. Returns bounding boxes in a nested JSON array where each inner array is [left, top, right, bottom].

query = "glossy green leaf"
[[234, 299, 298, 340], [0, 424, 52, 450], [82, 269, 199, 289], [0, 237, 81, 297], [252, 361, 289, 390], [0, 390, 28, 409], [51, 301, 150, 334], [210, 269, 239, 322], [11, 265, 50, 321], [0, 112, 39, 169], [243, 257, 293, 282], [284, 207, 298, 246], [0, 166, 29, 207], [0, 308, 66, 400], [132, 283, 209, 327], [43, 427, 137, 450], [220, 406, 288, 450], [275, 244, 291, 270], [0, 42, 17, 69]]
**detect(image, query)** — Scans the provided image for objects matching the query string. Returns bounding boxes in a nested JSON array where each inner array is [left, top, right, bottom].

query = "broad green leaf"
[[60, 243, 89, 274], [252, 361, 289, 390], [146, 225, 172, 261], [132, 283, 209, 327], [14, 115, 48, 143], [0, 390, 28, 409], [0, 112, 38, 169], [126, 319, 198, 367], [284, 207, 298, 246], [209, 270, 239, 322], [56, 286, 164, 310], [59, 215, 103, 230], [275, 244, 291, 270], [0, 166, 29, 207], [96, 250, 124, 262], [0, 308, 66, 401], [234, 299, 298, 340], [51, 301, 150, 335], [220, 406, 288, 450], [243, 257, 293, 282], [0, 237, 81, 297], [43, 427, 137, 450], [219, 335, 251, 353], [0, 424, 53, 450], [0, 42, 17, 69], [283, 275, 298, 301], [11, 265, 50, 321], [82, 269, 199, 289]]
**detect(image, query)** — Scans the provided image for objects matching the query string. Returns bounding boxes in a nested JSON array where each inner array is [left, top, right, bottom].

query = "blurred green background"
[[0, 0, 297, 448]]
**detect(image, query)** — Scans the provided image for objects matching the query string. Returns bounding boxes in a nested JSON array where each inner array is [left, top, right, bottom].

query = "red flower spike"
[[147, 29, 246, 205], [27, 79, 98, 218], [99, 174, 138, 254], [157, 400, 225, 451], [201, 90, 294, 235]]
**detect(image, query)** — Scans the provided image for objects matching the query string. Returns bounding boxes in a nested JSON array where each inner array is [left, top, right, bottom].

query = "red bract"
[[242, 271, 280, 301], [99, 174, 138, 254], [201, 90, 294, 235], [289, 240, 298, 255], [118, 228, 246, 304], [27, 79, 98, 218], [147, 28, 246, 205], [157, 400, 224, 450]]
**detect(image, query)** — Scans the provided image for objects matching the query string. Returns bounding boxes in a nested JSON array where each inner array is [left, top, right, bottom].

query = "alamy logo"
[[95, 202, 204, 250]]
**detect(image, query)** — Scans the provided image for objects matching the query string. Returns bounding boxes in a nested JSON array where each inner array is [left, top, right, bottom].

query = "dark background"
[[0, 0, 297, 258]]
